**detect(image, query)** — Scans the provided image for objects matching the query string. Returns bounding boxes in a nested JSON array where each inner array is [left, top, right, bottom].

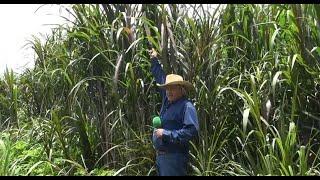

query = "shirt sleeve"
[[162, 102, 199, 144], [151, 57, 166, 99]]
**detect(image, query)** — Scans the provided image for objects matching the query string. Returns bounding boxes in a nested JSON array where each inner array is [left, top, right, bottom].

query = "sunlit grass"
[[0, 4, 320, 175]]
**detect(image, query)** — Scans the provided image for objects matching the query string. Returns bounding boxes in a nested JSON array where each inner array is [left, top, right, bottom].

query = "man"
[[149, 48, 199, 176]]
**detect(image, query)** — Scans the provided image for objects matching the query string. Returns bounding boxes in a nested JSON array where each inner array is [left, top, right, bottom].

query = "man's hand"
[[155, 128, 164, 138], [148, 48, 157, 59]]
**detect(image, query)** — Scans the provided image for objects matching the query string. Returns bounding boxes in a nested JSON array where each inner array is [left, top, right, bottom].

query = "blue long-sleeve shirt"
[[151, 57, 199, 154]]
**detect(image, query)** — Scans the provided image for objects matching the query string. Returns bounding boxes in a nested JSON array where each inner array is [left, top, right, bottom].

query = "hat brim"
[[157, 81, 194, 91]]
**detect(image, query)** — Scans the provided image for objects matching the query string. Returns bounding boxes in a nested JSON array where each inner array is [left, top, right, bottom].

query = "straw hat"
[[157, 74, 194, 91]]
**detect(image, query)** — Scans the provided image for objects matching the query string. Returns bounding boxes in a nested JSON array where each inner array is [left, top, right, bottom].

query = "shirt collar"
[[168, 96, 187, 105]]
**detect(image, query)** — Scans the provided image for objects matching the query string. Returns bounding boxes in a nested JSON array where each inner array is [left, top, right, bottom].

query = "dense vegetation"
[[1, 4, 320, 175]]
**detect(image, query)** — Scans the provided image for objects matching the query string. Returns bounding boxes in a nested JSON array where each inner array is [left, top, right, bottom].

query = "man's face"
[[165, 85, 183, 102]]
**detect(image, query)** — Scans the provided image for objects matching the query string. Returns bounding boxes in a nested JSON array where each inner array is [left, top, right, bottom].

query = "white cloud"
[[0, 4, 71, 75]]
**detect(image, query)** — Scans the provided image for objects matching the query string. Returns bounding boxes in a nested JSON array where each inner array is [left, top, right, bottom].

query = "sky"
[[0, 4, 71, 75]]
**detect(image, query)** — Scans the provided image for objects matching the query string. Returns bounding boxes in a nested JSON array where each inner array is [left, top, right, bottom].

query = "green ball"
[[152, 116, 161, 128]]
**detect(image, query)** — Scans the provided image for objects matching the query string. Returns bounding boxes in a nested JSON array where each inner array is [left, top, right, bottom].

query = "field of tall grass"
[[1, 4, 320, 175]]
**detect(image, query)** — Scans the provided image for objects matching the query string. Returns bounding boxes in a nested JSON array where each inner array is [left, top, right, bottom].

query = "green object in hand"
[[152, 116, 161, 128]]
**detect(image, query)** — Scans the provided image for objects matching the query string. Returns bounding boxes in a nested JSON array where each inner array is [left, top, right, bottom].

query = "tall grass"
[[0, 4, 320, 175]]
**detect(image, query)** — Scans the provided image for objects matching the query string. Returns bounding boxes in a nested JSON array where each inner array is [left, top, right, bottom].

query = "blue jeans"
[[156, 153, 189, 176]]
